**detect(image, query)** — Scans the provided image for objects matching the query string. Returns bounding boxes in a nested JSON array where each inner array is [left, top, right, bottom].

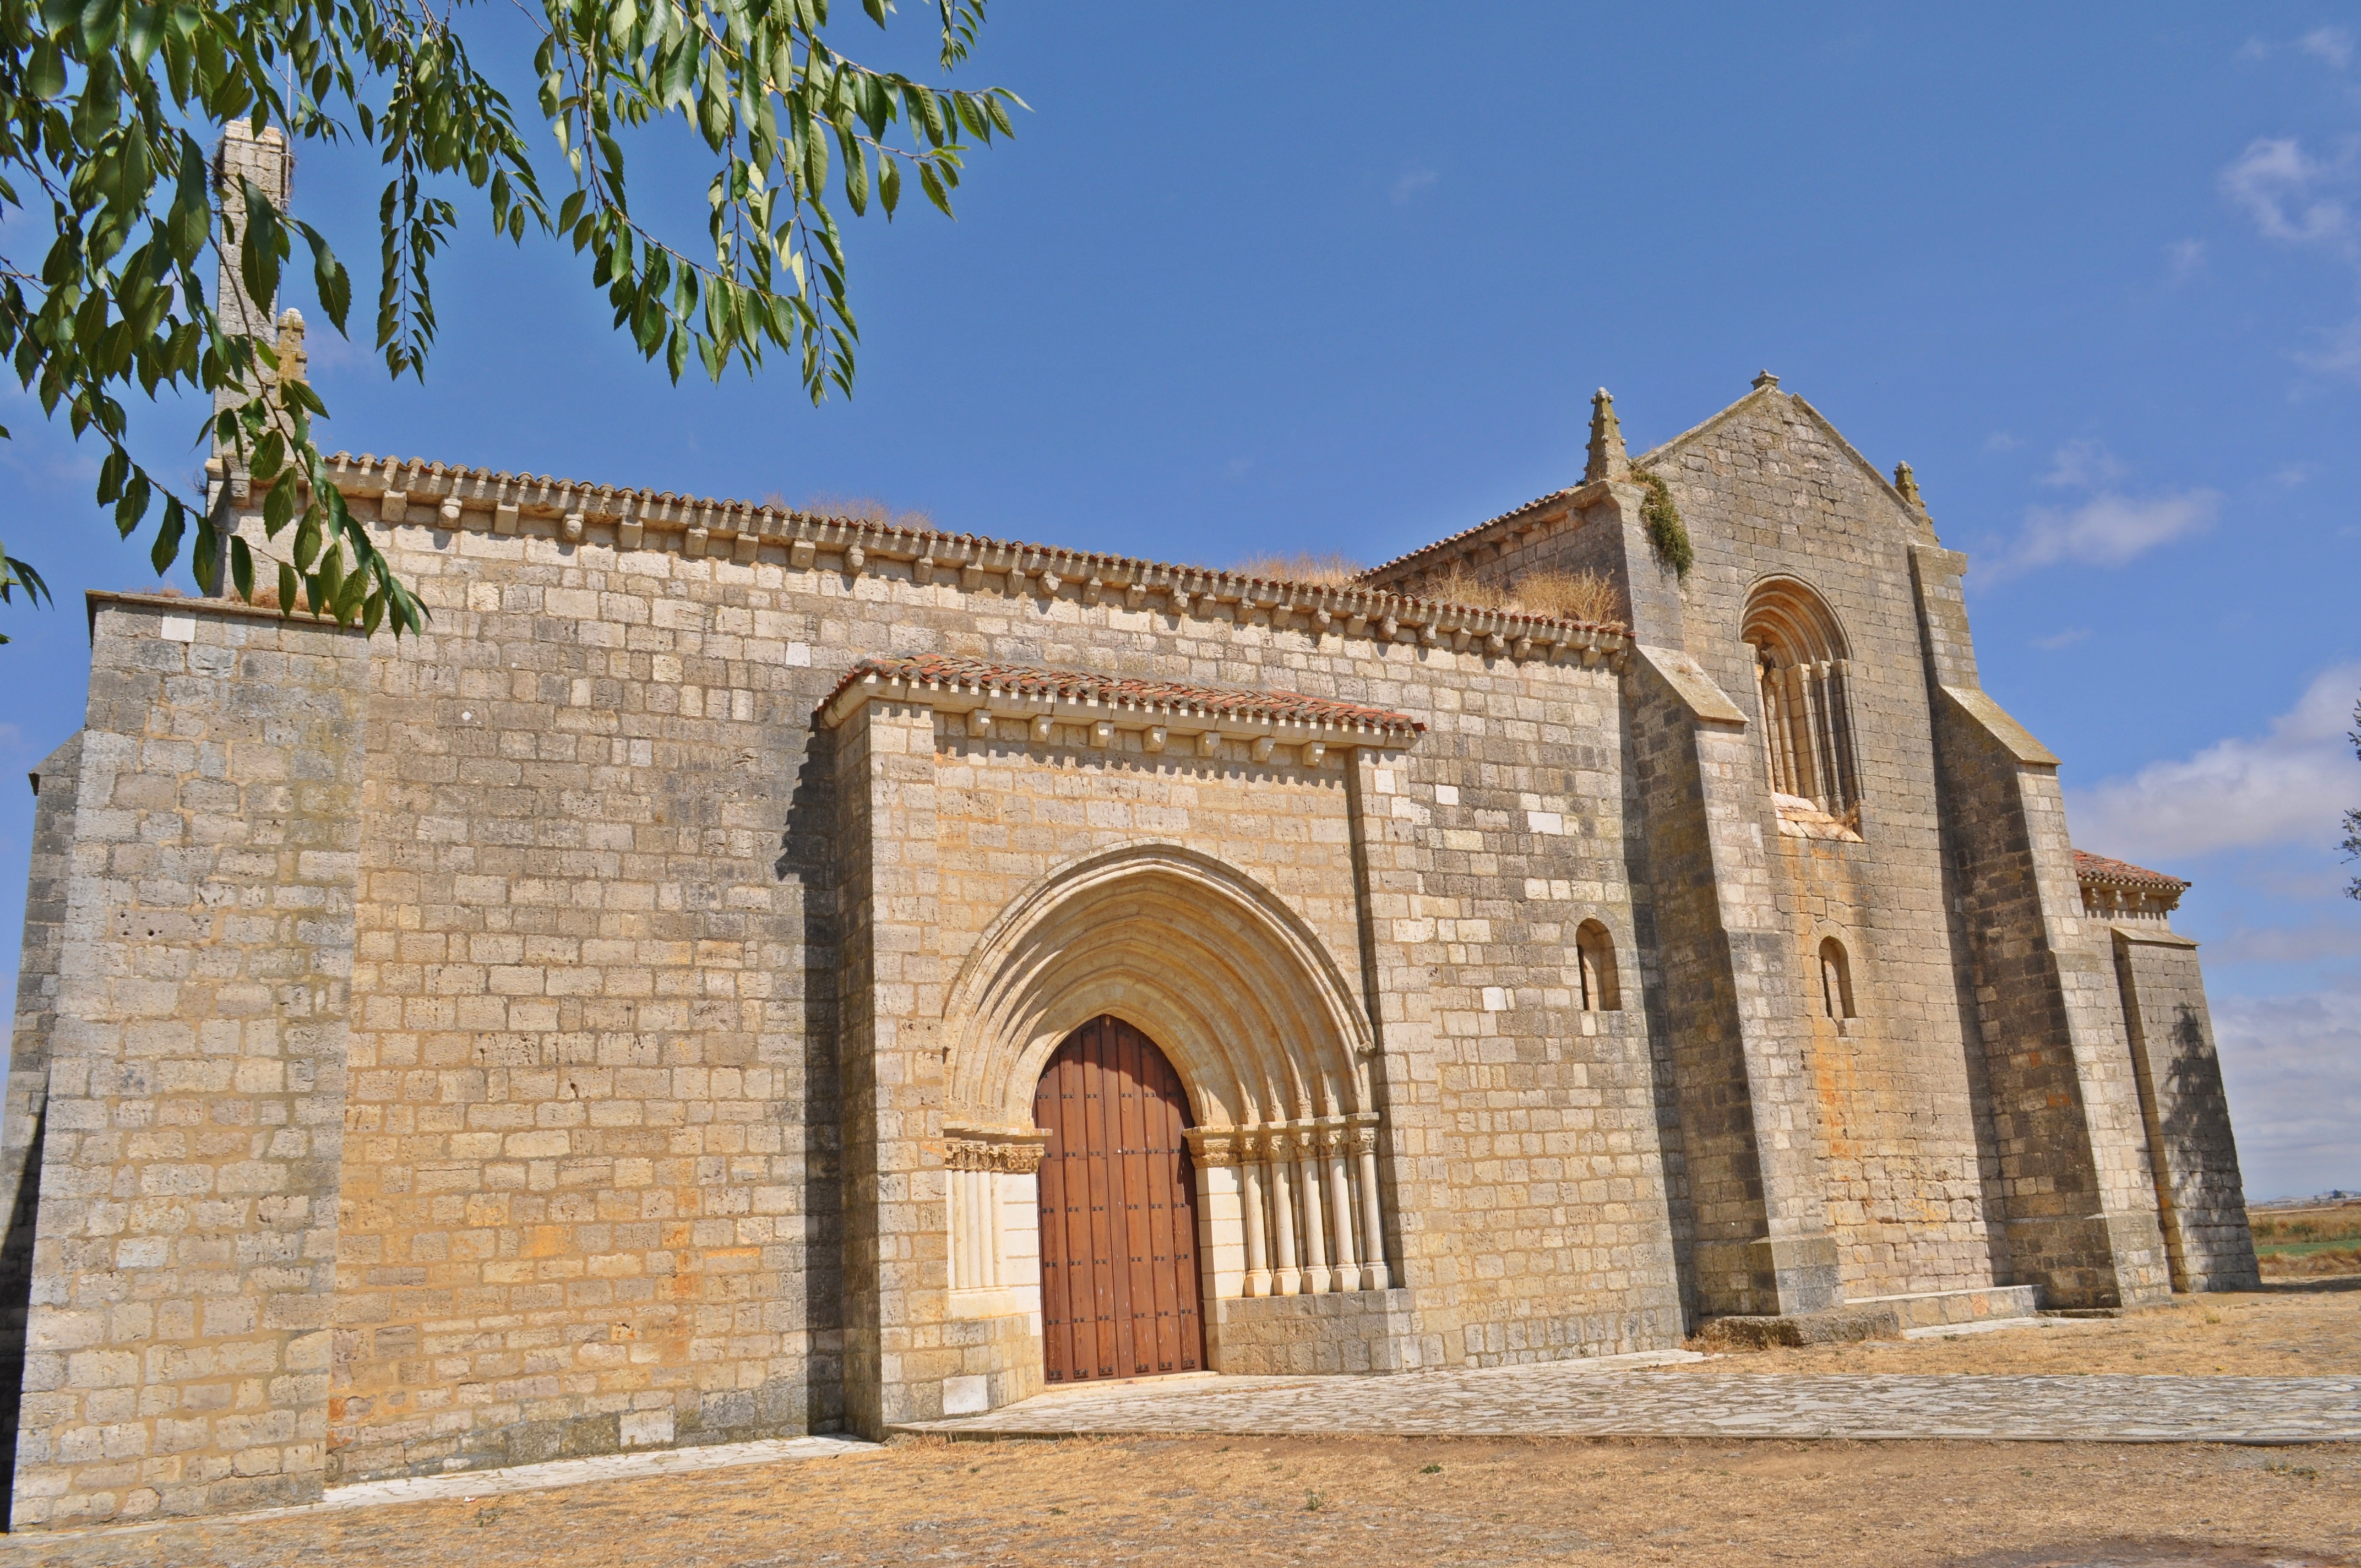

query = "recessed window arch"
[[1743, 578, 1863, 823], [1576, 920, 1622, 1013], [1818, 936, 1857, 1028]]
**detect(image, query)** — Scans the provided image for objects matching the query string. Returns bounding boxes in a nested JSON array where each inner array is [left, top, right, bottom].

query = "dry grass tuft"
[[1417, 565, 1625, 627], [769, 491, 938, 532], [2251, 1205, 2361, 1277], [1227, 552, 1367, 589]]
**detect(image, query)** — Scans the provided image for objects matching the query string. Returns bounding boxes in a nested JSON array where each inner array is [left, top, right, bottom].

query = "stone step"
[[1848, 1284, 2043, 1332]]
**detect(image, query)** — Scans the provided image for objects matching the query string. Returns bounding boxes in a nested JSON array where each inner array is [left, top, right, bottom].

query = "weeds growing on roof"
[[1226, 552, 1367, 589]]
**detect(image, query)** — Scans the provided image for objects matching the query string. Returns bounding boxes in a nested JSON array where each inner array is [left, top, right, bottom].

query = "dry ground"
[[0, 1436, 2348, 1568], [3, 1281, 2352, 1568], [1677, 1278, 2361, 1378]]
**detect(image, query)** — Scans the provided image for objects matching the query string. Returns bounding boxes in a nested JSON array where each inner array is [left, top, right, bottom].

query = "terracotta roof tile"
[[823, 653, 1423, 734], [2072, 848, 2189, 892]]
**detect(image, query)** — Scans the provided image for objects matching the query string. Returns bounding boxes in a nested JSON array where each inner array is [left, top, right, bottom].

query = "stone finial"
[[1584, 388, 1631, 484], [1892, 461, 1924, 510], [274, 307, 309, 390], [1752, 369, 1780, 391]]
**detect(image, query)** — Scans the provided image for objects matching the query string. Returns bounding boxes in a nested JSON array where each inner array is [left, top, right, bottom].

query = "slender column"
[[1266, 1133, 1302, 1295], [949, 1168, 966, 1289], [949, 1169, 961, 1290], [1755, 660, 1784, 793], [1354, 1123, 1390, 1291], [1324, 1124, 1360, 1292], [970, 1168, 987, 1287], [985, 1168, 1005, 1289], [1785, 662, 1819, 807], [1241, 1148, 1272, 1297], [1296, 1127, 1331, 1294], [1828, 659, 1860, 811], [1809, 662, 1843, 813]]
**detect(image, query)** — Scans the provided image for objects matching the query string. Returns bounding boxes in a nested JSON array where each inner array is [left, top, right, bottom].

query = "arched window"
[[1818, 937, 1857, 1027], [1743, 579, 1862, 823], [1576, 921, 1622, 1012]]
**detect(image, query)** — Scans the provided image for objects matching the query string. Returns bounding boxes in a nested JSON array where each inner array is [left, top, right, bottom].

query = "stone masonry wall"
[[1641, 392, 1996, 1300], [2108, 928, 2259, 1292], [1910, 547, 2169, 1309], [0, 736, 83, 1520], [327, 522, 841, 1481], [15, 600, 367, 1527], [13, 374, 2252, 1521], [204, 486, 1680, 1453]]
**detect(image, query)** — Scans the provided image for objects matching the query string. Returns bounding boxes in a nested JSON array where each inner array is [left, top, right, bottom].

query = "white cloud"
[[2210, 921, 2361, 964], [2031, 628, 2091, 651], [1982, 431, 2021, 453], [2221, 136, 2358, 255], [2298, 315, 2361, 381], [1989, 488, 2219, 577], [1390, 168, 1438, 206], [2065, 663, 2361, 861], [2212, 987, 2361, 1200], [2038, 438, 2127, 489], [2162, 237, 2206, 285], [2302, 26, 2356, 70]]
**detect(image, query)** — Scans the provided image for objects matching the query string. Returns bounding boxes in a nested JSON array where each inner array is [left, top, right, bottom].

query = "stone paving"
[[902, 1355, 2361, 1445]]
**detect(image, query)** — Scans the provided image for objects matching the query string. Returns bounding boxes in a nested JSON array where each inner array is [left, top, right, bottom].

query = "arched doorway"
[[1033, 1016, 1204, 1384]]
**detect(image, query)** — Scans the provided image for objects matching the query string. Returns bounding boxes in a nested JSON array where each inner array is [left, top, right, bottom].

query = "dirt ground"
[[3, 1281, 2352, 1568], [0, 1436, 2349, 1568], [1679, 1278, 2361, 1378]]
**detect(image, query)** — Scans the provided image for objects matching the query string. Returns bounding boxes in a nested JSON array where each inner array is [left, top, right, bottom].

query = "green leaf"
[[845, 139, 869, 216], [918, 161, 953, 218], [191, 515, 220, 595], [230, 535, 254, 600], [25, 42, 64, 100], [237, 177, 290, 327], [298, 222, 353, 334], [879, 155, 900, 216], [278, 560, 299, 617], [148, 494, 185, 573]]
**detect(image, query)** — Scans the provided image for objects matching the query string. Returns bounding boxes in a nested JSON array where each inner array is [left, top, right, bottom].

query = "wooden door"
[[1033, 1016, 1203, 1384]]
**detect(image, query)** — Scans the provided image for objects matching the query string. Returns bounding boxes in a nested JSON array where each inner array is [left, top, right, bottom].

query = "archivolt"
[[942, 843, 1375, 1131]]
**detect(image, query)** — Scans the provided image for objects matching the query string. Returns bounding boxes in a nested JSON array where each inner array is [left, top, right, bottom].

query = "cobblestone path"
[[904, 1360, 2361, 1445]]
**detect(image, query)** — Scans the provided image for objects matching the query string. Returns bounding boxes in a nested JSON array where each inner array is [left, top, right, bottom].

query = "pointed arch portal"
[[943, 843, 1393, 1320]]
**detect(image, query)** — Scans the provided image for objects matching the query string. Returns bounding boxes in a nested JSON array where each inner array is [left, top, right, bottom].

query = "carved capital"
[[1185, 1129, 1244, 1167], [943, 1124, 1050, 1174]]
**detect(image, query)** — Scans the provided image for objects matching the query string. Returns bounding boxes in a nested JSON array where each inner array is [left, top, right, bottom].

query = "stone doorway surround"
[[825, 654, 1426, 1435]]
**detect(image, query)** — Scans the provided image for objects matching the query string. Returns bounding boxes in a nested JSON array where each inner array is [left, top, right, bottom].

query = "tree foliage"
[[2344, 696, 2360, 901], [0, 0, 1019, 637]]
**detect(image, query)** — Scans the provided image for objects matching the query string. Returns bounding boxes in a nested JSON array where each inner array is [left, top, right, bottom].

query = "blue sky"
[[3, 4, 2358, 1197]]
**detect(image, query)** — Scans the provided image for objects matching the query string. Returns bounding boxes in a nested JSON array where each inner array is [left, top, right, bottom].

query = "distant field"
[[2250, 1204, 2361, 1276]]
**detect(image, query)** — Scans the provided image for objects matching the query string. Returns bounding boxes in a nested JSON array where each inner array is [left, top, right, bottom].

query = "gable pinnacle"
[[1752, 369, 1780, 391], [1892, 461, 1924, 510], [1584, 388, 1631, 484]]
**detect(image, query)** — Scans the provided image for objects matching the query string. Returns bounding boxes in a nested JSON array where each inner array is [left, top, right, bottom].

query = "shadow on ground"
[[1950, 1544, 2342, 1567]]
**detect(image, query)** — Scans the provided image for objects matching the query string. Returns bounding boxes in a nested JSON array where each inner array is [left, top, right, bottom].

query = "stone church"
[[0, 138, 2260, 1531]]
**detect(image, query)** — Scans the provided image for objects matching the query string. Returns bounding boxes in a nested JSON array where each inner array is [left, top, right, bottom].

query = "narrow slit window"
[[1819, 937, 1857, 1025], [1576, 921, 1622, 1012]]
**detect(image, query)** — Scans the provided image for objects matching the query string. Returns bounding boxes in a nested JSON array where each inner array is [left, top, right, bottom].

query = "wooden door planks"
[[1032, 1016, 1203, 1384]]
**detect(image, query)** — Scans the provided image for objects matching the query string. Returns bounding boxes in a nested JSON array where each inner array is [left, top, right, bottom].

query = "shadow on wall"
[[0, 1107, 45, 1530], [781, 727, 846, 1435]]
